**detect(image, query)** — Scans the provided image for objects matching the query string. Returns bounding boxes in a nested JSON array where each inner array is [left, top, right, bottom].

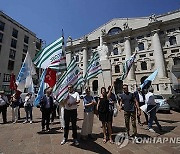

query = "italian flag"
[[33, 37, 66, 71], [84, 52, 102, 81], [53, 58, 84, 103]]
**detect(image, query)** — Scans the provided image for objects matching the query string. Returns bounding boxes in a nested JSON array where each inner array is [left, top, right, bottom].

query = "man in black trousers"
[[40, 87, 53, 132]]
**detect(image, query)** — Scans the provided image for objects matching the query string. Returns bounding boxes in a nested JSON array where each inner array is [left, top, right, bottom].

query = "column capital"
[[124, 36, 131, 41], [151, 29, 160, 35]]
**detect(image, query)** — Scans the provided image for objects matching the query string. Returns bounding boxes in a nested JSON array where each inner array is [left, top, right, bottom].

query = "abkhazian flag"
[[33, 37, 66, 71], [84, 52, 102, 81], [119, 52, 137, 80], [16, 52, 36, 92], [34, 69, 47, 106], [53, 58, 84, 103]]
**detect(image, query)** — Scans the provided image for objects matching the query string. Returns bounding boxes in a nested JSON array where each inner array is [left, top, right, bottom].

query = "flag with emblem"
[[53, 58, 83, 103], [33, 37, 66, 71], [44, 68, 56, 88], [119, 52, 137, 80], [84, 52, 102, 81], [16, 52, 36, 92]]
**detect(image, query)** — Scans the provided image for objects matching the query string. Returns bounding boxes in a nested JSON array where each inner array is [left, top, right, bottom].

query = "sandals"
[[103, 138, 107, 143]]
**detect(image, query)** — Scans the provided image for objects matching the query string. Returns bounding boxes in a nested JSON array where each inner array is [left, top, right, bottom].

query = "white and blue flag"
[[16, 52, 36, 92], [34, 69, 47, 107]]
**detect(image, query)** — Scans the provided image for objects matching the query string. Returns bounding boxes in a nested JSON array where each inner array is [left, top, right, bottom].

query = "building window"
[[139, 54, 146, 58], [8, 60, 14, 70], [114, 58, 119, 62], [24, 35, 29, 44], [122, 57, 125, 60], [141, 61, 147, 70], [0, 32, 3, 43], [75, 55, 79, 62], [173, 57, 180, 65], [9, 49, 16, 59], [171, 49, 179, 53], [138, 42, 144, 51], [22, 54, 26, 62], [169, 36, 177, 46], [113, 48, 118, 55], [149, 53, 153, 56], [0, 21, 5, 31], [36, 41, 41, 50], [12, 28, 18, 38], [3, 73, 11, 82], [23, 44, 28, 53], [108, 27, 122, 35], [11, 39, 17, 48], [115, 65, 120, 73]]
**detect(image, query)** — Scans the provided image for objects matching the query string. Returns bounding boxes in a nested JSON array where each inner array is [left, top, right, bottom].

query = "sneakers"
[[30, 121, 32, 124], [149, 128, 156, 133], [23, 120, 28, 124], [74, 139, 79, 146], [61, 138, 67, 145]]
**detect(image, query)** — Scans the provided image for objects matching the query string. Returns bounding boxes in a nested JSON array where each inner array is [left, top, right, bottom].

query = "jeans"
[[147, 105, 161, 129], [24, 105, 33, 121], [64, 109, 77, 139]]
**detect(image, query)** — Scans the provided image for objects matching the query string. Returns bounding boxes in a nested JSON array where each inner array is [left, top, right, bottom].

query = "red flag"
[[44, 68, 56, 87], [9, 73, 17, 90]]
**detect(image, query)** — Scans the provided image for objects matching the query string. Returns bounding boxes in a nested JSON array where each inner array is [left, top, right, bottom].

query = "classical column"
[[66, 51, 72, 66], [124, 36, 135, 80], [82, 46, 88, 77], [151, 30, 166, 78]]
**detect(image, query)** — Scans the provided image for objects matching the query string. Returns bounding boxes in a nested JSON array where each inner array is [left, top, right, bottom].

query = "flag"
[[34, 69, 47, 106], [44, 68, 56, 88], [53, 58, 83, 103], [9, 73, 17, 90], [84, 52, 102, 81], [119, 52, 137, 80], [16, 52, 36, 92], [140, 69, 158, 89], [33, 37, 66, 71]]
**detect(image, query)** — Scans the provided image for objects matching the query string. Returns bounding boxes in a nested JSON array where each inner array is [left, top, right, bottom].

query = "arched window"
[[75, 55, 79, 62], [173, 57, 180, 65], [169, 36, 177, 46], [113, 48, 118, 55], [92, 80, 98, 94], [115, 65, 120, 73], [138, 42, 144, 51], [108, 27, 122, 35], [141, 61, 147, 70]]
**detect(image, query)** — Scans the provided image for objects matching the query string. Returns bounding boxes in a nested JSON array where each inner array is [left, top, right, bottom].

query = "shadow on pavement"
[[154, 126, 176, 135], [158, 119, 180, 124]]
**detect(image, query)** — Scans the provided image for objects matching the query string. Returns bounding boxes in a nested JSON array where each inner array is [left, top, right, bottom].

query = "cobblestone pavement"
[[0, 102, 180, 154]]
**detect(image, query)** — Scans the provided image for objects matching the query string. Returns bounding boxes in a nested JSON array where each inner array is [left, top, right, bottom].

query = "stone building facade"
[[0, 11, 41, 94], [65, 10, 180, 95]]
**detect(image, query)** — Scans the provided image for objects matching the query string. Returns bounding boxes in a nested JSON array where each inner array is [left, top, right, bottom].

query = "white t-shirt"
[[0, 95, 6, 106], [145, 92, 156, 105], [64, 91, 80, 110]]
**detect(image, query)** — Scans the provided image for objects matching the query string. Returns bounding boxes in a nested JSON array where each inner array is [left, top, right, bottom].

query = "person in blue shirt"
[[81, 87, 96, 140]]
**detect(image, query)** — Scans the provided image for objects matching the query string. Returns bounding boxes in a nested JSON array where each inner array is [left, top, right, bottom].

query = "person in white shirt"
[[145, 87, 162, 133], [23, 93, 33, 124], [0, 91, 9, 124], [61, 84, 80, 146]]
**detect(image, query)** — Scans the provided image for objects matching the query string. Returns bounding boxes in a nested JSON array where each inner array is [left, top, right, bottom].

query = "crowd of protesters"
[[0, 82, 163, 145]]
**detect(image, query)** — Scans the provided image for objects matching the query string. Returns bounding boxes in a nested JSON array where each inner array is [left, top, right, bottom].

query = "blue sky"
[[0, 0, 180, 45]]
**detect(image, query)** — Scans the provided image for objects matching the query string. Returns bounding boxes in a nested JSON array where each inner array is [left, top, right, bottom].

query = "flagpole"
[[101, 71, 105, 87]]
